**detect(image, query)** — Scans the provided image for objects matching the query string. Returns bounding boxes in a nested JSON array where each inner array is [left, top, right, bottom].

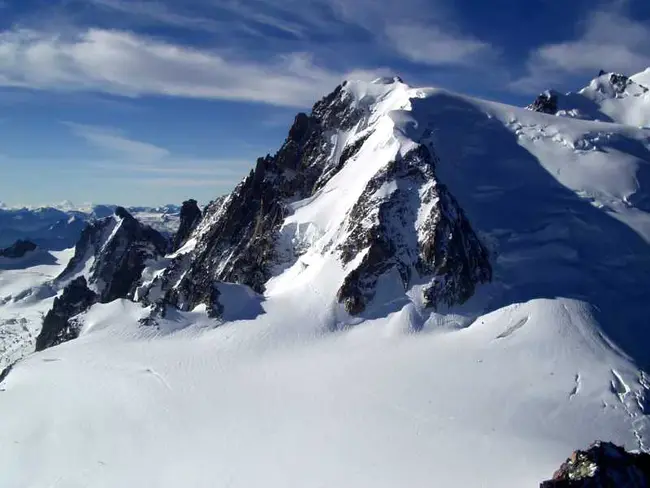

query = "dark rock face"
[[337, 145, 492, 315], [528, 90, 559, 114], [35, 277, 97, 351], [57, 208, 169, 302], [37, 208, 169, 351], [139, 84, 366, 317], [540, 442, 650, 488], [172, 199, 202, 251], [0, 362, 14, 386], [0, 239, 37, 258], [608, 73, 634, 94]]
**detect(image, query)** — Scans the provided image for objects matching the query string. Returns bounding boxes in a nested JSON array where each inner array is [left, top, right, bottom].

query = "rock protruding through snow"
[[36, 208, 168, 350], [540, 441, 650, 487], [35, 276, 97, 351], [172, 199, 202, 252]]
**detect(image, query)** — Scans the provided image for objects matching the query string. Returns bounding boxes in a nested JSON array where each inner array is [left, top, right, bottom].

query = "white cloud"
[[385, 24, 493, 66], [84, 0, 222, 32], [65, 122, 170, 162], [0, 28, 385, 107], [64, 122, 252, 187], [512, 8, 650, 93]]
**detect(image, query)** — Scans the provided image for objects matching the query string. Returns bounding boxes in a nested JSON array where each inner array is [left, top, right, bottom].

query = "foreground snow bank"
[[0, 297, 647, 488]]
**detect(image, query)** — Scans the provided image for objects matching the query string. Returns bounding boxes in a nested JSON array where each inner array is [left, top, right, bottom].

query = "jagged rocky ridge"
[[540, 441, 650, 487], [137, 78, 492, 319], [35, 208, 168, 350]]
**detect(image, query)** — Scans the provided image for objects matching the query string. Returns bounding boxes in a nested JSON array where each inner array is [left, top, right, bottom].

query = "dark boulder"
[[0, 239, 37, 258], [540, 441, 650, 487]]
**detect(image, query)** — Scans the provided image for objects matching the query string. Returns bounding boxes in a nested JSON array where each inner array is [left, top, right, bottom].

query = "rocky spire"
[[172, 199, 202, 251], [36, 208, 169, 351]]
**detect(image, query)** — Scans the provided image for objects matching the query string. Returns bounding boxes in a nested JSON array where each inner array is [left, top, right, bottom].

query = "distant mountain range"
[[0, 203, 182, 250]]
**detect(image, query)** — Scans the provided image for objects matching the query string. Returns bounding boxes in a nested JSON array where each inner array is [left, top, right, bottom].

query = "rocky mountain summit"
[[136, 77, 492, 320], [527, 90, 559, 114], [0, 240, 37, 259], [35, 207, 168, 350], [541, 442, 650, 487]]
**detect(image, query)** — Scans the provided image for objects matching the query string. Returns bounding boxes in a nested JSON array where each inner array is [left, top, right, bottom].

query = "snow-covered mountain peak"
[[528, 67, 650, 127], [133, 79, 492, 323], [580, 71, 649, 99]]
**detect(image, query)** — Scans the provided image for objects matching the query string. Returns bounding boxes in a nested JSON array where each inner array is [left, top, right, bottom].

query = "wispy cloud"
[[0, 0, 499, 106], [64, 122, 170, 162], [82, 0, 223, 32], [0, 28, 385, 107], [64, 122, 249, 188], [385, 24, 494, 67], [511, 5, 650, 93]]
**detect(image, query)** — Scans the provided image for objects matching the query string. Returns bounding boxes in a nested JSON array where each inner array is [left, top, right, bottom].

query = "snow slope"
[[0, 76, 649, 487], [0, 297, 646, 488], [0, 248, 73, 369]]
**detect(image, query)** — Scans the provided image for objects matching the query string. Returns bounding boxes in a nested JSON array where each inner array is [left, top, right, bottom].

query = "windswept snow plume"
[[1, 72, 650, 487]]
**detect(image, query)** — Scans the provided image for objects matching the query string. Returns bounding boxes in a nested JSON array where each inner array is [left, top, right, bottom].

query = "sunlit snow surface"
[[0, 248, 73, 369], [1, 76, 650, 487]]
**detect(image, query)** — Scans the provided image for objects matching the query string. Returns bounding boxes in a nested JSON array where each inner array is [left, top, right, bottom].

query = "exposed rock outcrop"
[[36, 208, 168, 350], [172, 199, 202, 251], [527, 90, 559, 114], [540, 442, 650, 487], [57, 207, 169, 302], [337, 145, 491, 315], [0, 239, 37, 258], [35, 277, 97, 351]]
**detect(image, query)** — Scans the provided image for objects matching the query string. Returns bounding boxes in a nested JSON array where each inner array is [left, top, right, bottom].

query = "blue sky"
[[1, 0, 649, 207]]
